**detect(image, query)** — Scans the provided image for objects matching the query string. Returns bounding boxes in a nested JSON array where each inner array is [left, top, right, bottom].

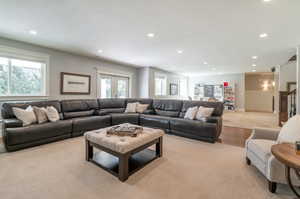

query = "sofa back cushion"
[[153, 99, 183, 117], [97, 98, 126, 115], [180, 101, 224, 118], [1, 100, 62, 119], [61, 99, 98, 119]]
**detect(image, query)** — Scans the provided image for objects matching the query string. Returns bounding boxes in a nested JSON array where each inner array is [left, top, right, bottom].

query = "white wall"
[[138, 67, 188, 100], [188, 73, 245, 110], [0, 37, 140, 137], [0, 37, 139, 100], [279, 61, 296, 91]]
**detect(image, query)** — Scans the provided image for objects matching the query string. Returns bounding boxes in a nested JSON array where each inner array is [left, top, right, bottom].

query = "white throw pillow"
[[195, 106, 214, 120], [33, 106, 48, 124], [136, 103, 149, 113], [277, 115, 300, 143], [45, 106, 60, 122], [125, 103, 138, 113], [12, 106, 37, 126], [184, 106, 198, 120]]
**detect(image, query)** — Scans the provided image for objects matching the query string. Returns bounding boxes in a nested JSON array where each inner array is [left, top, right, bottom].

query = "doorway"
[[99, 74, 129, 98]]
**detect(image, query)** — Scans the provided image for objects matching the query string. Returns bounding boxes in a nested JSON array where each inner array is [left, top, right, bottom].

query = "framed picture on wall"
[[170, 83, 179, 96], [60, 72, 91, 95]]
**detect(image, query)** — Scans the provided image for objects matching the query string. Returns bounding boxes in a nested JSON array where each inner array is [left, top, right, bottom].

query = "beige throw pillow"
[[125, 103, 138, 113], [12, 106, 37, 126], [195, 106, 214, 120], [184, 106, 198, 120], [277, 115, 300, 143], [46, 106, 60, 122], [33, 106, 48, 124], [136, 103, 149, 113]]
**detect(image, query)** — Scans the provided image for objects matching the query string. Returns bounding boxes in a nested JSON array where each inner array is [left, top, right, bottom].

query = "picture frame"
[[60, 72, 91, 95], [170, 83, 179, 96]]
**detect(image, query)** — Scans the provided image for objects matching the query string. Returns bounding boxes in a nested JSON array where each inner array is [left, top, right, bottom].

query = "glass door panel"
[[99, 74, 129, 98], [100, 76, 112, 98], [116, 78, 128, 98]]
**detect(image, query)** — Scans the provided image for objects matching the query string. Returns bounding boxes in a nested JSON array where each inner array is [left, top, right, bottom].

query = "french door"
[[99, 74, 129, 98]]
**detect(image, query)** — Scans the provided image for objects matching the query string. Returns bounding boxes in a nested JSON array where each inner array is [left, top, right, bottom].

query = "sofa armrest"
[[249, 128, 280, 141], [3, 118, 23, 128]]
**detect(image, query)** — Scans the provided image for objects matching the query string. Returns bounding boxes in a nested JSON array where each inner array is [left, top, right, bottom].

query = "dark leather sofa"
[[1, 98, 224, 151]]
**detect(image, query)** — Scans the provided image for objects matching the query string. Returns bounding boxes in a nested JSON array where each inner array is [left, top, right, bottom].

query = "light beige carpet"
[[223, 111, 280, 130], [0, 135, 294, 199]]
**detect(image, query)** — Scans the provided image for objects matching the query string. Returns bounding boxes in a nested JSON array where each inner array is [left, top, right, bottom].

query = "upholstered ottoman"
[[84, 125, 164, 181]]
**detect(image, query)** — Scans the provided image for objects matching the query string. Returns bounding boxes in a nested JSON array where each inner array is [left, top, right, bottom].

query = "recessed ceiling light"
[[252, 56, 258, 59], [252, 69, 257, 72], [29, 30, 37, 35], [203, 62, 208, 65], [97, 49, 103, 53], [259, 33, 268, 38], [252, 64, 257, 67], [263, 0, 272, 2], [177, 50, 183, 54], [147, 33, 155, 38]]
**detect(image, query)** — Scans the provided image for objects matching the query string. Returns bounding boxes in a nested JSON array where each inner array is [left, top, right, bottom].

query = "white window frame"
[[154, 73, 167, 96], [96, 69, 132, 98], [0, 45, 50, 100]]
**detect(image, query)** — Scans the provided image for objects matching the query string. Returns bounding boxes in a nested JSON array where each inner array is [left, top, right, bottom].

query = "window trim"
[[0, 45, 50, 100]]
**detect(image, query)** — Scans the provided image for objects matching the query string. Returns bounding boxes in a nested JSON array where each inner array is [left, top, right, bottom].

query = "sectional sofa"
[[1, 98, 224, 151]]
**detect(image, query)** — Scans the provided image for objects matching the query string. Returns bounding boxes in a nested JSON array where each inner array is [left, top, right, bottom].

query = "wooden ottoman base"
[[86, 136, 163, 182]]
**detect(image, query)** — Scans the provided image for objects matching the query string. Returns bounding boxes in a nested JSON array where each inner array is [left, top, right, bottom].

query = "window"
[[179, 78, 188, 97], [155, 73, 167, 96], [0, 57, 46, 96], [99, 74, 129, 98]]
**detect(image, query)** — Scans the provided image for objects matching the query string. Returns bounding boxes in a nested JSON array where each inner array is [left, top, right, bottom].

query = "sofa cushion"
[[98, 98, 126, 109], [139, 114, 170, 130], [247, 139, 276, 163], [111, 113, 139, 125], [180, 101, 224, 118], [5, 120, 72, 146], [64, 110, 95, 119], [169, 118, 217, 138], [72, 115, 111, 135], [153, 99, 182, 117], [126, 98, 153, 110], [2, 100, 62, 119], [61, 99, 98, 112], [96, 108, 125, 116]]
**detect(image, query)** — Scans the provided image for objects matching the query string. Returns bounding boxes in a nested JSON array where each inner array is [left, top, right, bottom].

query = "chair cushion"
[[5, 120, 72, 145], [139, 114, 170, 130], [111, 113, 139, 125], [277, 115, 300, 143], [247, 139, 276, 162], [72, 115, 111, 134]]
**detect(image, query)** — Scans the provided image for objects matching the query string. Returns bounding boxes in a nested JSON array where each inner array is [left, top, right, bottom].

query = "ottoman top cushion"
[[84, 124, 164, 154]]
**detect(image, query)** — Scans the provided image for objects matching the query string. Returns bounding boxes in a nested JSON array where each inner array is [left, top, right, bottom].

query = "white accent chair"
[[245, 127, 300, 193]]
